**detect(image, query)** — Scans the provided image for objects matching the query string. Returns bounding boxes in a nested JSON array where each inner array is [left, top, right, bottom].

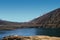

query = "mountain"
[[0, 8, 60, 30], [30, 8, 60, 28]]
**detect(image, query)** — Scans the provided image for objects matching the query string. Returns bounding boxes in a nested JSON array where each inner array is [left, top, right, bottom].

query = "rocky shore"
[[2, 35, 60, 40]]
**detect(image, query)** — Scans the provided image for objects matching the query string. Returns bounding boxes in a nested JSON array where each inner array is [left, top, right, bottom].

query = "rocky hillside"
[[30, 8, 60, 28], [0, 8, 60, 30]]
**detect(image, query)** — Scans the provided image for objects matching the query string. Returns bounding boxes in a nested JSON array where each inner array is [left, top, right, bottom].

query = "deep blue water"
[[0, 28, 37, 39], [0, 28, 60, 40]]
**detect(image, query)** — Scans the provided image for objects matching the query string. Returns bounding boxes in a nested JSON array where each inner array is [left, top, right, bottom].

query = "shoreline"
[[2, 35, 60, 40]]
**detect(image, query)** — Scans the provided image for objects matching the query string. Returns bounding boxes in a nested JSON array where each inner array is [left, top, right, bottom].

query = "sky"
[[0, 0, 60, 22]]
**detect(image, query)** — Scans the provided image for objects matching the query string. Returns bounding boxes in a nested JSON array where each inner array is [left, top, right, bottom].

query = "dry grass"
[[2, 35, 60, 40]]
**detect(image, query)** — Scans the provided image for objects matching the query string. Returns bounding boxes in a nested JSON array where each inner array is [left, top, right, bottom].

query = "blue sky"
[[0, 0, 60, 22]]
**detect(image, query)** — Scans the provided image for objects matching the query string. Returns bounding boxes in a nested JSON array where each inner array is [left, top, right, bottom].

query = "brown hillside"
[[0, 8, 60, 30], [30, 8, 60, 28]]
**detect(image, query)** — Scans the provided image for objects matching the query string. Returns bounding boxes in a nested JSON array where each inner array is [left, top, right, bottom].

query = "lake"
[[0, 28, 60, 40]]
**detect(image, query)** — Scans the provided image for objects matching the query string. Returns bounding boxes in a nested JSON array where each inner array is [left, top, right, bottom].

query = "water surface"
[[0, 28, 60, 40]]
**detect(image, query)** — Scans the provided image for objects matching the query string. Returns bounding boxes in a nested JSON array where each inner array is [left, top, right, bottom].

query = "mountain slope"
[[30, 8, 60, 28], [0, 8, 60, 30]]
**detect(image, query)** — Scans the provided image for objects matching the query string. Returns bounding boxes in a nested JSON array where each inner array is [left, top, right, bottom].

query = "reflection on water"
[[0, 28, 60, 39], [36, 28, 60, 37]]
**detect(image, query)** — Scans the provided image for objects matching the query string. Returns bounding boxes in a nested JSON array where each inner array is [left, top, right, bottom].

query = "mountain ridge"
[[30, 8, 60, 28], [0, 8, 60, 30]]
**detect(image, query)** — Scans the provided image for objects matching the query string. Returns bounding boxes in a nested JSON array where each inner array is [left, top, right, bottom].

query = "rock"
[[2, 35, 60, 40]]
